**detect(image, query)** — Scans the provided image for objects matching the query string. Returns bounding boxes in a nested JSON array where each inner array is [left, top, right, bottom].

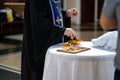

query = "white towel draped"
[[91, 31, 118, 50]]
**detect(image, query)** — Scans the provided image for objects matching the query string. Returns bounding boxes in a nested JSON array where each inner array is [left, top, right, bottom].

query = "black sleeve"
[[62, 10, 71, 28], [62, 10, 71, 42]]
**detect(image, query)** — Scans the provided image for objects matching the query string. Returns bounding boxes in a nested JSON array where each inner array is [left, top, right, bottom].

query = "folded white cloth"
[[91, 31, 118, 50]]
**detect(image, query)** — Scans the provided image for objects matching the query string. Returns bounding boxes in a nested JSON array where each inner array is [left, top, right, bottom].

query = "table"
[[43, 41, 116, 80], [4, 2, 25, 19]]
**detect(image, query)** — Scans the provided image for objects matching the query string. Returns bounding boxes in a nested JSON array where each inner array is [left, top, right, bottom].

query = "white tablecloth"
[[43, 41, 116, 80]]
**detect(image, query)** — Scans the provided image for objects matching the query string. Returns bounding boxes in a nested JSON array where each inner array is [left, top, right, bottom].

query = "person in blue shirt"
[[100, 0, 120, 80]]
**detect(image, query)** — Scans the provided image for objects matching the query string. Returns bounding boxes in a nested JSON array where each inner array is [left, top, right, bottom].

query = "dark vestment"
[[114, 69, 120, 80], [21, 0, 71, 80]]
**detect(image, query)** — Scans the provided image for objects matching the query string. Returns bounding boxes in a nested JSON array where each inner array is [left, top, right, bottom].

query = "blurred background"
[[0, 0, 105, 80]]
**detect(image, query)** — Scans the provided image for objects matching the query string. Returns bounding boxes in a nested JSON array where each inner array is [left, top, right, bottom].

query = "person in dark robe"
[[21, 0, 79, 80]]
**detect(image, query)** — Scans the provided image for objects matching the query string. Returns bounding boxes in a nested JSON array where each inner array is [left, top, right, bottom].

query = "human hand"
[[66, 8, 79, 17], [64, 28, 77, 39]]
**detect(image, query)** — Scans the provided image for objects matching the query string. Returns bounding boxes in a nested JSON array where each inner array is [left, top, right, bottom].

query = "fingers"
[[72, 9, 79, 16], [67, 8, 79, 17], [72, 8, 79, 16], [64, 28, 77, 38]]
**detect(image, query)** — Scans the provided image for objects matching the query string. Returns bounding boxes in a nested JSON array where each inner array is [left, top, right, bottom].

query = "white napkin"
[[91, 31, 118, 50]]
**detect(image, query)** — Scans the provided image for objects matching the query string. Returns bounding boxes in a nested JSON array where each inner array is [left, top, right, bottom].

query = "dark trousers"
[[114, 68, 120, 80]]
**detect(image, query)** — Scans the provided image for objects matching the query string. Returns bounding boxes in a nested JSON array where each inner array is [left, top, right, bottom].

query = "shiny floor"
[[0, 25, 106, 78]]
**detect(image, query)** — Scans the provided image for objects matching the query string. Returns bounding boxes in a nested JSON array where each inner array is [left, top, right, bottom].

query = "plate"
[[57, 47, 90, 54]]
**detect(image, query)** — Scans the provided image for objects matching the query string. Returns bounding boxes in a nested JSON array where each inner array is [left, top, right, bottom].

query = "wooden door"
[[81, 0, 104, 24]]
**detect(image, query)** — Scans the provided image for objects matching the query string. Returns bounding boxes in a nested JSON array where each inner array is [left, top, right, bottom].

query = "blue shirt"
[[102, 0, 120, 70]]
